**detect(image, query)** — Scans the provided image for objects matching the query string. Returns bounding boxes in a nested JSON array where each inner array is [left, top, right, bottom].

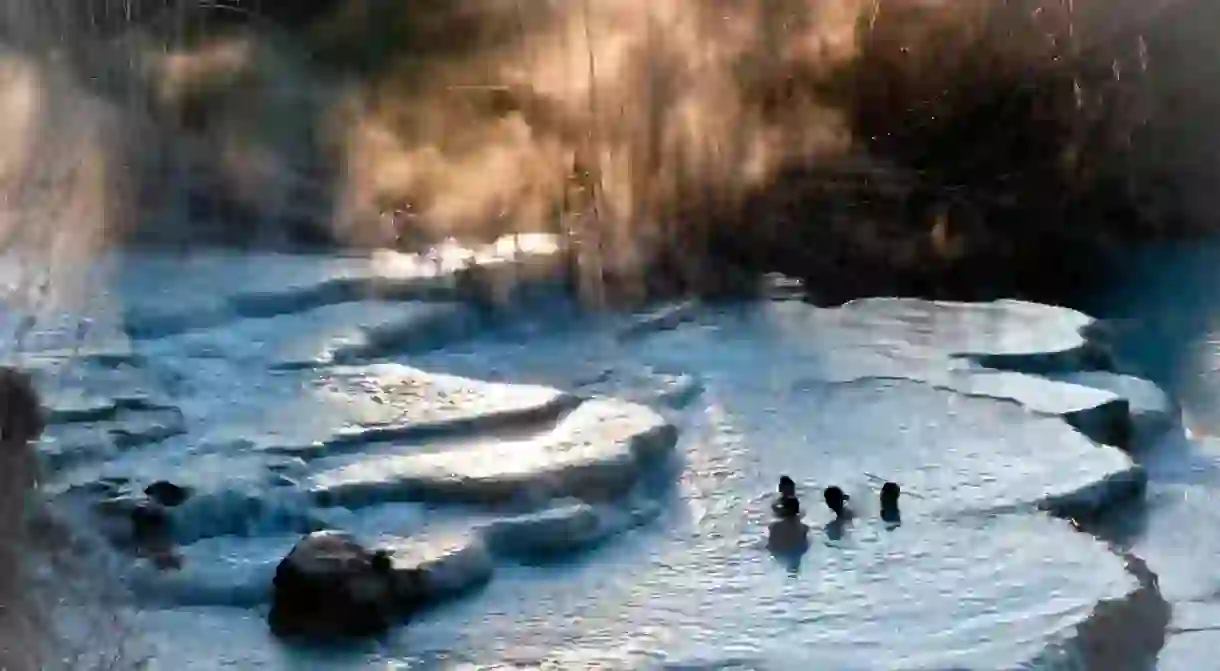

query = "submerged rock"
[[480, 502, 621, 559], [268, 531, 406, 639]]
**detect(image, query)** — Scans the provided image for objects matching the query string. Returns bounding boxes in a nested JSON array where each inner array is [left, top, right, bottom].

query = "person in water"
[[880, 481, 901, 525], [823, 486, 853, 519], [767, 495, 810, 554], [772, 475, 799, 517]]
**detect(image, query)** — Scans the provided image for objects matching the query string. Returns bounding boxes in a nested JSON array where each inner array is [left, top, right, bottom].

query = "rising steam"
[[0, 1, 1200, 292], [0, 0, 1209, 294]]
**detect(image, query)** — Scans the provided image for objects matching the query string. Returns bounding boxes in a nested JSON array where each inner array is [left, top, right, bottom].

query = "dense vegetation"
[[7, 0, 1220, 305]]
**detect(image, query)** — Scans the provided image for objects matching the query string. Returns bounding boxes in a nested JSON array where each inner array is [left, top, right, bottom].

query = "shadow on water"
[[881, 509, 901, 529], [1040, 545, 1171, 671], [822, 518, 850, 544], [767, 544, 808, 576]]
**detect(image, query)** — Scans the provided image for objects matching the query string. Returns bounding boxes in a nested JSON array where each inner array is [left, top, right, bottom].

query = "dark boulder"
[[268, 531, 422, 639]]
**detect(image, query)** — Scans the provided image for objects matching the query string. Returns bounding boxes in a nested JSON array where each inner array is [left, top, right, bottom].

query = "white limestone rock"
[[310, 399, 678, 507], [938, 371, 1132, 448], [250, 363, 576, 458], [1052, 371, 1182, 446]]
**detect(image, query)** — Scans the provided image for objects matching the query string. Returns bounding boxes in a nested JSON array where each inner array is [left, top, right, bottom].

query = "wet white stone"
[[309, 399, 678, 506], [240, 363, 575, 457], [378, 532, 494, 599], [938, 371, 1131, 447], [480, 502, 610, 557], [1054, 371, 1182, 445], [152, 301, 414, 366]]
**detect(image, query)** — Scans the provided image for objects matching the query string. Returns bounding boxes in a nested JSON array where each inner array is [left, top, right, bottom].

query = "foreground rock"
[[268, 531, 412, 639], [268, 530, 493, 639], [131, 504, 645, 609]]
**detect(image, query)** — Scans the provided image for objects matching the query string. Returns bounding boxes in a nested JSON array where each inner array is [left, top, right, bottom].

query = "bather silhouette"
[[772, 475, 800, 517], [880, 481, 901, 527], [823, 486, 852, 519], [767, 496, 810, 555]]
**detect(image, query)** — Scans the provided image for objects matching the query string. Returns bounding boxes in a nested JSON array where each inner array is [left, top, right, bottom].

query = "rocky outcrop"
[[267, 530, 491, 639], [268, 530, 418, 639]]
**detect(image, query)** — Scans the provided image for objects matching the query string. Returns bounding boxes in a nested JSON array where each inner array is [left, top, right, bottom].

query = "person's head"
[[823, 486, 850, 515], [880, 482, 901, 509], [778, 476, 796, 497], [778, 495, 801, 519], [371, 550, 393, 574]]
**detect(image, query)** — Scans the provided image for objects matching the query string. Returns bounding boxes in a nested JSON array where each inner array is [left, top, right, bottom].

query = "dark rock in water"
[[145, 480, 192, 507], [269, 530, 418, 639]]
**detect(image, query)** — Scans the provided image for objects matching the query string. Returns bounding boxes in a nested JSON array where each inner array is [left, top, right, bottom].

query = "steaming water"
[[17, 242, 1197, 670]]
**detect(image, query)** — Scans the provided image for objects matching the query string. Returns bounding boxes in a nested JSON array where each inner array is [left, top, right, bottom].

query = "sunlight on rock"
[[230, 363, 573, 458], [310, 399, 676, 506]]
